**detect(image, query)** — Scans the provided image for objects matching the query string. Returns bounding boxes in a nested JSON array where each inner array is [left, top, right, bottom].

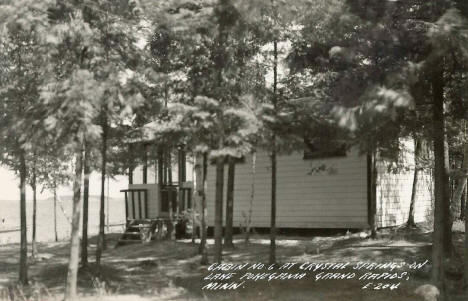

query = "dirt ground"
[[0, 225, 467, 301]]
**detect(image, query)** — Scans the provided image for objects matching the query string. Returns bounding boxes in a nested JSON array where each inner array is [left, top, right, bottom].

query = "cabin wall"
[[205, 149, 368, 229], [376, 141, 433, 228]]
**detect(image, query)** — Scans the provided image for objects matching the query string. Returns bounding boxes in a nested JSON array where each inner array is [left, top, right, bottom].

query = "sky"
[[0, 166, 128, 201]]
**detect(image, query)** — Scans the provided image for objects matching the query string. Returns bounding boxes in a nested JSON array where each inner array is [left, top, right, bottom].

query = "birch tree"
[[40, 10, 104, 298], [0, 0, 52, 284]]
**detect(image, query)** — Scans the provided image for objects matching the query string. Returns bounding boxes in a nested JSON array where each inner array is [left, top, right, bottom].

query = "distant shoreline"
[[0, 195, 124, 202]]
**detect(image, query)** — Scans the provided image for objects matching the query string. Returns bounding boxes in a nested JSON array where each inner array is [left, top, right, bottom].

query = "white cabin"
[[123, 140, 432, 230], [203, 143, 432, 229]]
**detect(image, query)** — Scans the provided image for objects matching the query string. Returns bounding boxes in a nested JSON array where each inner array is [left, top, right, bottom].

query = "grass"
[[0, 226, 467, 301]]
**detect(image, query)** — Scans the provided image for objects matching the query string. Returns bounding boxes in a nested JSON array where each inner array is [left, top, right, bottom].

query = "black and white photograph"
[[1, 0, 468, 300]]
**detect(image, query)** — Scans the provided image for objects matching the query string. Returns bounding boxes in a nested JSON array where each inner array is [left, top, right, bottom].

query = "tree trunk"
[[368, 150, 378, 239], [194, 155, 202, 246], [461, 183, 466, 220], [143, 144, 148, 184], [464, 193, 468, 289], [269, 36, 278, 265], [166, 150, 175, 240], [200, 153, 208, 265], [245, 150, 256, 244], [158, 148, 164, 185], [106, 174, 110, 232], [54, 185, 58, 242], [31, 157, 38, 259], [443, 138, 452, 257], [191, 209, 196, 243], [224, 156, 235, 248], [178, 148, 186, 237], [451, 143, 468, 217], [96, 118, 108, 268], [129, 144, 134, 185], [65, 145, 83, 300], [214, 153, 225, 263], [19, 150, 28, 285], [431, 64, 448, 298], [81, 143, 90, 267], [212, 0, 228, 263], [270, 139, 277, 265], [408, 138, 422, 227], [157, 148, 167, 238]]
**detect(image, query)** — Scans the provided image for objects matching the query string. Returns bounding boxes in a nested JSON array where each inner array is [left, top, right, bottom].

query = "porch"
[[118, 142, 195, 243]]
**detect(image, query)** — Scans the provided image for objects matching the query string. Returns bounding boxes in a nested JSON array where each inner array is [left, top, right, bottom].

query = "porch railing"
[[120, 189, 148, 220]]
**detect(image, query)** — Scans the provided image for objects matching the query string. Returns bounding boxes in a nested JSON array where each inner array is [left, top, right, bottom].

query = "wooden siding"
[[376, 141, 433, 228], [205, 149, 369, 228]]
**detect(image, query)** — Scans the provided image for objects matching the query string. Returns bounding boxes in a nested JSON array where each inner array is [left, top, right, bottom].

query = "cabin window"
[[209, 156, 246, 165], [303, 140, 347, 159], [303, 125, 347, 159]]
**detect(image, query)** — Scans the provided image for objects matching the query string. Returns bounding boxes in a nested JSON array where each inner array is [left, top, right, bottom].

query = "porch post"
[[157, 148, 164, 216], [158, 148, 164, 185], [167, 150, 172, 185], [180, 147, 186, 182], [178, 146, 185, 213]]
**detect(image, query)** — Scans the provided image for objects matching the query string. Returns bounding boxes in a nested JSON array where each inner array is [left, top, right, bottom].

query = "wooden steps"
[[116, 219, 168, 246]]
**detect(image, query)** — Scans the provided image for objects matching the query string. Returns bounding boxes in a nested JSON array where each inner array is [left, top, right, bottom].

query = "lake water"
[[0, 195, 126, 244]]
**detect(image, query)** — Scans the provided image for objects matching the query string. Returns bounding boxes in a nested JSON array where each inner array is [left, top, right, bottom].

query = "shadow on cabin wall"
[[205, 227, 362, 238]]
